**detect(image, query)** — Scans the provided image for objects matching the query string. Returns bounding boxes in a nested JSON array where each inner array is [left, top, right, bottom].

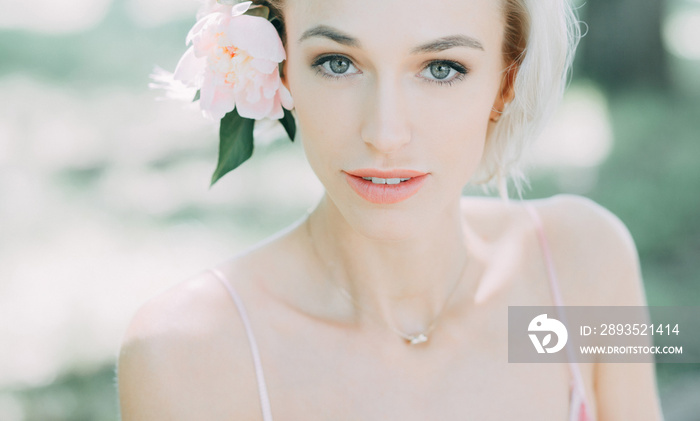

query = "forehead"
[[284, 0, 505, 52]]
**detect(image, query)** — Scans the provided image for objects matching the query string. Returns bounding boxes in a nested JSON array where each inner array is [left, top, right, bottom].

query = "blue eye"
[[312, 55, 360, 79], [419, 60, 468, 86], [429, 62, 453, 79]]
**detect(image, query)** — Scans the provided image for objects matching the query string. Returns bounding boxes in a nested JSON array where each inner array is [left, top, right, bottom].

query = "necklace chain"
[[304, 214, 469, 346]]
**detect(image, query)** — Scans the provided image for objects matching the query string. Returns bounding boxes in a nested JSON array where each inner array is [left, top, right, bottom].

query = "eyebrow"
[[299, 25, 360, 48], [411, 35, 485, 53], [299, 25, 485, 52]]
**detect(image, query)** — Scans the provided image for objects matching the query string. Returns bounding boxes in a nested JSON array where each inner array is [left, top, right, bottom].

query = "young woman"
[[118, 0, 665, 419]]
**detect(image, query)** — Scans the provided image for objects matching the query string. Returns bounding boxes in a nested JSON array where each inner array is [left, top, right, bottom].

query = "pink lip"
[[344, 168, 429, 204], [345, 168, 428, 178]]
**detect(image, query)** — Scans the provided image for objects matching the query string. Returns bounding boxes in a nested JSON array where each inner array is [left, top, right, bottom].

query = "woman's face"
[[281, 0, 509, 237]]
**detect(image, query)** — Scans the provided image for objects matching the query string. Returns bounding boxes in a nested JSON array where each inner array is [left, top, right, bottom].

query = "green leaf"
[[244, 5, 270, 19], [210, 108, 256, 187], [279, 108, 296, 142], [192, 90, 200, 102]]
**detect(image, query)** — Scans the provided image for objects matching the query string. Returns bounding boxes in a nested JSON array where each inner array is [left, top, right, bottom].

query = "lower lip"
[[344, 173, 428, 204]]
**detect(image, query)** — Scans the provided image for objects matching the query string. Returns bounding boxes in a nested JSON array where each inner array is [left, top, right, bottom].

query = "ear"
[[279, 59, 290, 92], [489, 64, 518, 122]]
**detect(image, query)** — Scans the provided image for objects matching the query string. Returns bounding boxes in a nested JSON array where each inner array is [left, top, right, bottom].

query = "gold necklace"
[[304, 215, 469, 346]]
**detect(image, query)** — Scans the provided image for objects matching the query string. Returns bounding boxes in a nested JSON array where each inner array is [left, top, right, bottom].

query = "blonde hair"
[[476, 0, 583, 199], [254, 0, 583, 199]]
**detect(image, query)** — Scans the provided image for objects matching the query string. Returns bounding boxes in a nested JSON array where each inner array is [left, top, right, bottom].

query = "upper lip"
[[345, 168, 428, 178]]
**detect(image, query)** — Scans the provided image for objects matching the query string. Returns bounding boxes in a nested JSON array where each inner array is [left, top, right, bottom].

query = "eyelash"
[[311, 54, 469, 87]]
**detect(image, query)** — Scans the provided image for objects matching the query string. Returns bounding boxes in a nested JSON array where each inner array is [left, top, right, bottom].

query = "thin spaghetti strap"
[[208, 268, 274, 421], [524, 203, 590, 412], [525, 204, 566, 308]]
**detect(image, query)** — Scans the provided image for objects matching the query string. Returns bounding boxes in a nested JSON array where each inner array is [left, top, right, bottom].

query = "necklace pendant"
[[408, 333, 428, 345]]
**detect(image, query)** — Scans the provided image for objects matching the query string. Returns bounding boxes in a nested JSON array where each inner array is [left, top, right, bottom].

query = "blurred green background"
[[0, 0, 698, 419]]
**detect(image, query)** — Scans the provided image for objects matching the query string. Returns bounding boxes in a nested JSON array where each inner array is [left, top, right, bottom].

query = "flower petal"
[[191, 14, 225, 57], [235, 88, 274, 119], [208, 88, 236, 120], [173, 46, 206, 85], [200, 73, 236, 120], [231, 1, 252, 17], [249, 57, 278, 74], [199, 71, 217, 111], [260, 71, 280, 99], [245, 83, 262, 103], [278, 83, 294, 110], [268, 94, 284, 120], [223, 15, 285, 63], [186, 12, 219, 46]]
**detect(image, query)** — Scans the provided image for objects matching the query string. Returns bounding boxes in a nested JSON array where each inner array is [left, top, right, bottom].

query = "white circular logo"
[[528, 313, 568, 354]]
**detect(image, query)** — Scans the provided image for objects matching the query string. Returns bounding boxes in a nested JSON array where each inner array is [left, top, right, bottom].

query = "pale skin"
[[118, 0, 665, 419]]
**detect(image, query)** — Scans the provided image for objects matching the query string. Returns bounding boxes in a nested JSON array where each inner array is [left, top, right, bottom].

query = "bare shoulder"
[[460, 193, 645, 306], [536, 194, 636, 250], [529, 193, 648, 307], [117, 267, 263, 420], [532, 195, 663, 419], [463, 195, 662, 418]]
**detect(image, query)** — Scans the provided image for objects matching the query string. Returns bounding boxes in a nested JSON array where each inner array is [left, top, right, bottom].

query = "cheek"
[[288, 68, 357, 184], [410, 83, 495, 180]]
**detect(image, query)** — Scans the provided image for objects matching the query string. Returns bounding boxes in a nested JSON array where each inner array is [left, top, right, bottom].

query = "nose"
[[360, 75, 412, 153]]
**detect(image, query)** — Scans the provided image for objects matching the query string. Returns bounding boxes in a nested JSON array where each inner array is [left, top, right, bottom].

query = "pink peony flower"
[[171, 1, 293, 120]]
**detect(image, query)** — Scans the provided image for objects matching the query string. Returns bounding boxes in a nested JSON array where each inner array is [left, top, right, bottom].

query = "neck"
[[304, 193, 482, 340]]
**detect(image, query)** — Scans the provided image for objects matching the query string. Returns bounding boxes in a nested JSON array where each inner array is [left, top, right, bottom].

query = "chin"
[[337, 198, 435, 242], [320, 176, 458, 240]]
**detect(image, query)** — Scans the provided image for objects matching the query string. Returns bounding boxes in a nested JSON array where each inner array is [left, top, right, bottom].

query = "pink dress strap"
[[524, 203, 593, 421], [209, 268, 274, 421]]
